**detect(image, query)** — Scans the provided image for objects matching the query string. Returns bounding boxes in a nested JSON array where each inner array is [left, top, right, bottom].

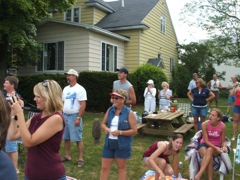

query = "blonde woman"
[[143, 79, 156, 113], [101, 89, 137, 180], [8, 80, 66, 180], [187, 78, 215, 132], [158, 82, 172, 110]]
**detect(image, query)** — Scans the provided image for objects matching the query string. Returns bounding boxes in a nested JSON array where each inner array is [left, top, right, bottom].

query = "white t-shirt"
[[210, 79, 221, 91], [109, 115, 119, 140], [62, 83, 87, 114]]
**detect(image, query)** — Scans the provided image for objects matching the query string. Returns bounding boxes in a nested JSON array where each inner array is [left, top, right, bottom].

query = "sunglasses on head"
[[42, 81, 49, 87], [111, 96, 120, 100]]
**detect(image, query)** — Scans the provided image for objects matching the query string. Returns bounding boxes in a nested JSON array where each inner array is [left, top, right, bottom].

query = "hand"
[[221, 146, 228, 153], [104, 127, 110, 134], [111, 130, 120, 136], [74, 118, 80, 126], [10, 96, 23, 116]]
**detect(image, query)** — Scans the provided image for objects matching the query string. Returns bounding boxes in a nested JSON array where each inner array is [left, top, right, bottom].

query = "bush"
[[132, 64, 167, 103]]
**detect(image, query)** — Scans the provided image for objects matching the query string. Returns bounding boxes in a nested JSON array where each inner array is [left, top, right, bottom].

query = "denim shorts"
[[197, 143, 209, 150], [233, 105, 240, 113], [102, 139, 131, 159], [192, 106, 207, 117], [63, 113, 83, 142], [5, 137, 18, 152], [228, 95, 236, 104]]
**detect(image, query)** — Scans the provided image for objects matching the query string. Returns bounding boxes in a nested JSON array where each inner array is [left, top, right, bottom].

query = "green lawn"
[[17, 98, 238, 180]]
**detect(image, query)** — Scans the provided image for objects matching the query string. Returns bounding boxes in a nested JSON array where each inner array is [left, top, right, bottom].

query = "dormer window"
[[65, 7, 81, 23]]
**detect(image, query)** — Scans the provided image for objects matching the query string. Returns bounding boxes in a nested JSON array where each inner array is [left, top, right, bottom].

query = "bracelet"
[[76, 116, 81, 119], [120, 130, 122, 135]]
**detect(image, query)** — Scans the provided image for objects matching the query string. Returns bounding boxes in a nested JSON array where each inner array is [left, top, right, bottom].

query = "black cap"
[[116, 67, 128, 74]]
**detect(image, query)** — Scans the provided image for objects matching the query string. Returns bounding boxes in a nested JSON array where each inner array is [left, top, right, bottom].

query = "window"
[[65, 7, 80, 23], [37, 41, 64, 71], [170, 58, 174, 72], [160, 15, 166, 33], [101, 42, 117, 72]]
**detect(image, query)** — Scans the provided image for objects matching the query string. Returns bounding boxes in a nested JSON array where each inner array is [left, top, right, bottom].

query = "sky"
[[166, 0, 208, 44]]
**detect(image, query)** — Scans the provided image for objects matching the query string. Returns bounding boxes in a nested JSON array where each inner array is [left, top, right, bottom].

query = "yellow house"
[[18, 0, 178, 81]]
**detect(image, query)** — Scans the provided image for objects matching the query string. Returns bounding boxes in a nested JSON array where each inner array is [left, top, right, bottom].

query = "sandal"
[[77, 160, 84, 167], [61, 157, 71, 162]]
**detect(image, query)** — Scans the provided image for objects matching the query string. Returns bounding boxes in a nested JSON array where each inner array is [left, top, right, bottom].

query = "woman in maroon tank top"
[[8, 80, 66, 180], [142, 134, 183, 180]]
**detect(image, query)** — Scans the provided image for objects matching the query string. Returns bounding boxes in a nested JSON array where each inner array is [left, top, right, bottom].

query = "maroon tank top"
[[143, 141, 171, 164], [25, 112, 65, 180]]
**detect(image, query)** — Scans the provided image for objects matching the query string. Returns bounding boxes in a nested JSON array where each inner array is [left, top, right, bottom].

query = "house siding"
[[94, 8, 107, 25], [18, 22, 125, 76], [140, 1, 178, 81], [52, 0, 94, 25], [113, 30, 141, 72]]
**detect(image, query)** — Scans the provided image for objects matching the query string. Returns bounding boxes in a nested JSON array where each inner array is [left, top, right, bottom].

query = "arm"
[[148, 142, 168, 178], [75, 100, 86, 126], [187, 90, 193, 102], [143, 87, 148, 97], [10, 98, 64, 148], [151, 88, 157, 97], [125, 86, 136, 105], [231, 86, 240, 96], [206, 91, 215, 102], [218, 82, 222, 89], [165, 89, 172, 99], [220, 124, 228, 153], [101, 109, 111, 134], [172, 152, 179, 177]]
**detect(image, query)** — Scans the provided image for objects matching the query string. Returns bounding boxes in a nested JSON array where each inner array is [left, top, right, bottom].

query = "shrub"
[[132, 64, 167, 103]]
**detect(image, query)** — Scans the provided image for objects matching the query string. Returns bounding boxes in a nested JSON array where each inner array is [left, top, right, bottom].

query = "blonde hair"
[[197, 78, 205, 87], [116, 89, 128, 100], [33, 80, 63, 115], [162, 82, 169, 88], [0, 93, 11, 149], [211, 108, 223, 121]]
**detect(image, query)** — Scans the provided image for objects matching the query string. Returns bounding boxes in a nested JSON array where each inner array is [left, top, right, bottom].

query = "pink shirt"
[[200, 120, 223, 147]]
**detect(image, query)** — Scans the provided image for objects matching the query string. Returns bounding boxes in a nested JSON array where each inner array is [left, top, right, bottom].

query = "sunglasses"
[[42, 81, 49, 87], [111, 96, 120, 100]]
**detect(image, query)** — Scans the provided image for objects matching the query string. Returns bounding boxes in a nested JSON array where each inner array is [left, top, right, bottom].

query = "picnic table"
[[137, 111, 194, 136]]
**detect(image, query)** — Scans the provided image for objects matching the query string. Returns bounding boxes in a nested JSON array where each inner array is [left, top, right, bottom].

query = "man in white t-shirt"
[[62, 69, 87, 167], [207, 74, 222, 109], [187, 73, 198, 91]]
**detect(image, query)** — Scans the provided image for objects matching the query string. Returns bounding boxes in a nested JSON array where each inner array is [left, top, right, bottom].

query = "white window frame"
[[101, 42, 118, 72], [37, 41, 64, 72], [160, 14, 166, 33], [64, 7, 81, 23]]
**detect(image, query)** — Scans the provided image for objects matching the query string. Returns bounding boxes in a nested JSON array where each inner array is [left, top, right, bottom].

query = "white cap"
[[65, 69, 79, 77], [147, 79, 154, 84]]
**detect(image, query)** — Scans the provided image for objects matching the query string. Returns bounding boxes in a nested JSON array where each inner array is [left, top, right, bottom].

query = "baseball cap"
[[65, 69, 79, 77], [116, 67, 128, 75], [147, 79, 154, 84]]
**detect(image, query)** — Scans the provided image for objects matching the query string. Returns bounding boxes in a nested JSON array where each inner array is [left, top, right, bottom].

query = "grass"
[[17, 98, 238, 180]]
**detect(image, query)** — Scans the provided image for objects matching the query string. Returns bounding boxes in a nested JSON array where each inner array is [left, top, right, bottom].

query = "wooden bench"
[[137, 123, 146, 134], [173, 124, 194, 134]]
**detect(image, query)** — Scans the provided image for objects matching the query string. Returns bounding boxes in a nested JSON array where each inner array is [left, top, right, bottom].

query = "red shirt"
[[25, 112, 65, 180], [234, 90, 240, 106]]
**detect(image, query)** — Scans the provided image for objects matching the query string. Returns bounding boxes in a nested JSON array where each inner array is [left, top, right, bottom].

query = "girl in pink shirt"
[[195, 109, 227, 180]]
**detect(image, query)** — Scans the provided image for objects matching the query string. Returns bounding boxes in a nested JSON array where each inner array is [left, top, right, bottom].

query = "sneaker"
[[231, 137, 236, 141]]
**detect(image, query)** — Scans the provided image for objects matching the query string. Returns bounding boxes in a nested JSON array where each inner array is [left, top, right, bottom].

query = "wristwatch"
[[76, 116, 81, 119]]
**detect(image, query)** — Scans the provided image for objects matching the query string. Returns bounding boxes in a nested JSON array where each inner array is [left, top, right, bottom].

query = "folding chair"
[[232, 134, 240, 180]]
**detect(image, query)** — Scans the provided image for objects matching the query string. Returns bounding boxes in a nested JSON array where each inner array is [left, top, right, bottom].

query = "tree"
[[172, 42, 225, 97], [181, 0, 240, 65], [0, 0, 76, 89]]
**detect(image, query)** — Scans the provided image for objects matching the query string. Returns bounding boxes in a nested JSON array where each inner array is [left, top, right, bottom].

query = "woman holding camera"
[[8, 80, 66, 180], [230, 82, 240, 141]]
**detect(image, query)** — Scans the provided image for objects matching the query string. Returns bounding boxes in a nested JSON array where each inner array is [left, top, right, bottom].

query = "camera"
[[6, 96, 15, 104]]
